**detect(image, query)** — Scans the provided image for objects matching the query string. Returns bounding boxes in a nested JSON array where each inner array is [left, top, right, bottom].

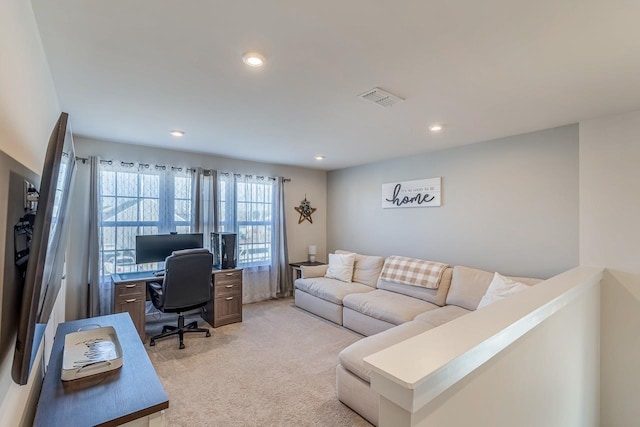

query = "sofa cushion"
[[294, 277, 373, 305], [377, 266, 452, 306], [339, 320, 435, 382], [446, 266, 541, 311], [343, 289, 438, 326], [477, 272, 531, 309], [325, 252, 356, 283], [414, 305, 470, 327], [300, 264, 328, 278], [336, 250, 384, 287]]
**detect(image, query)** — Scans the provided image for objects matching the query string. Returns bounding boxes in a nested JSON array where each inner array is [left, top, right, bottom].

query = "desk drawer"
[[213, 295, 242, 327], [214, 270, 242, 285], [115, 282, 145, 297], [214, 281, 241, 298], [113, 293, 145, 340]]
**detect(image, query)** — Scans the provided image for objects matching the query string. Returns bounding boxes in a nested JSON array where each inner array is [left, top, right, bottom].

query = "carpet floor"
[[145, 298, 373, 426]]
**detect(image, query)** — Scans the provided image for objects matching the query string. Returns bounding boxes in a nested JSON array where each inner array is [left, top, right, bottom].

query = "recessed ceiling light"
[[170, 130, 185, 137], [314, 155, 325, 161], [428, 124, 444, 133], [242, 52, 266, 67]]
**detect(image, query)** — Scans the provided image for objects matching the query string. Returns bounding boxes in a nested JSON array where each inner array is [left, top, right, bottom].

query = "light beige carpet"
[[145, 298, 373, 426]]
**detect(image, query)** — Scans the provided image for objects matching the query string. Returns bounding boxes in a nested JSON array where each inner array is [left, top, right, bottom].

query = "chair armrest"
[[147, 280, 163, 295]]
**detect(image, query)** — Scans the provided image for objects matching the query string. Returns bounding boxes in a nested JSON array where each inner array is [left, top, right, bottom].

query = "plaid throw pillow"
[[379, 256, 449, 289]]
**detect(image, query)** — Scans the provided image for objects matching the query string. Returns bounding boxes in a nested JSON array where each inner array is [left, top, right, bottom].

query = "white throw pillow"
[[324, 253, 356, 283], [477, 272, 530, 309], [335, 249, 384, 287]]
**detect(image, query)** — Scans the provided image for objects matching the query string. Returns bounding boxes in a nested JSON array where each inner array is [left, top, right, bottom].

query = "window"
[[98, 163, 194, 276], [218, 174, 274, 266]]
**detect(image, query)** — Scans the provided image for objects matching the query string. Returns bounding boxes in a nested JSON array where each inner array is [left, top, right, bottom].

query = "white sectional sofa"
[[293, 251, 384, 325], [293, 252, 541, 426]]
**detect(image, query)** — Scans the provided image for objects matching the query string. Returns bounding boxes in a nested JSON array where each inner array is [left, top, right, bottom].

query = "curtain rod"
[[81, 158, 292, 182], [94, 158, 196, 173], [217, 171, 291, 182]]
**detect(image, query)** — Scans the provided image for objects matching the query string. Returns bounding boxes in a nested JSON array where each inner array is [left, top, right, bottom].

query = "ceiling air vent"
[[358, 87, 404, 107]]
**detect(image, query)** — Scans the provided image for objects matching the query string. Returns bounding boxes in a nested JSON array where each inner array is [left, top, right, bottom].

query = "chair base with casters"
[[146, 248, 215, 350], [149, 312, 211, 349]]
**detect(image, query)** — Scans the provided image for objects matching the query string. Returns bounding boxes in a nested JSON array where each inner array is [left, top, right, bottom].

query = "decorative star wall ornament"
[[295, 195, 316, 224]]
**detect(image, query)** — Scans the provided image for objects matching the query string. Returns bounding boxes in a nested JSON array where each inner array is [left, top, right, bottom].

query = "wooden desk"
[[111, 269, 243, 340], [34, 313, 169, 427]]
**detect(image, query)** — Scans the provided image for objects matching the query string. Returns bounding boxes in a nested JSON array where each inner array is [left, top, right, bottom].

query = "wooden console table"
[[34, 313, 169, 427]]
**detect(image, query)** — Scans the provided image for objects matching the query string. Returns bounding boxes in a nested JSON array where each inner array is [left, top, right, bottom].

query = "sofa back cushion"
[[446, 265, 541, 311], [335, 250, 384, 287], [377, 266, 453, 306]]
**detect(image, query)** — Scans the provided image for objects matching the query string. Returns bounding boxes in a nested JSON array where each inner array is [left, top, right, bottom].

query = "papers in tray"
[[61, 326, 123, 381]]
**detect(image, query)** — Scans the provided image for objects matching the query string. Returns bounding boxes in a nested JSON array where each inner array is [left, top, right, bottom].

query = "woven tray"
[[61, 325, 123, 381]]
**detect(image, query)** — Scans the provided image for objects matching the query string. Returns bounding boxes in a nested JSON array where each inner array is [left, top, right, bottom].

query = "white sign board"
[[381, 177, 441, 208]]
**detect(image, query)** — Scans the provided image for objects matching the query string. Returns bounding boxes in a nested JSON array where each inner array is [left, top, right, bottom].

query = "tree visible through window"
[[98, 163, 194, 276]]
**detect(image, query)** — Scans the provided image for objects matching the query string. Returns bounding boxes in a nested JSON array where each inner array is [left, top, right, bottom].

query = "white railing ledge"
[[364, 266, 603, 413]]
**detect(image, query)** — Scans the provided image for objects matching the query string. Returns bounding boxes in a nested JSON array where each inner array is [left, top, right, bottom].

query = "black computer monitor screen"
[[135, 233, 204, 265]]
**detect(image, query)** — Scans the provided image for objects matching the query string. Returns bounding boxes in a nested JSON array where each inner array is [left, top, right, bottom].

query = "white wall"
[[371, 268, 601, 427], [0, 0, 59, 172], [327, 125, 579, 278], [66, 136, 327, 319], [0, 0, 60, 424], [579, 110, 640, 427]]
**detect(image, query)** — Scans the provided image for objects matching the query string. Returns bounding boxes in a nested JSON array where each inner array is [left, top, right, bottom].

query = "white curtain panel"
[[217, 174, 288, 302], [236, 174, 272, 302], [242, 266, 272, 303]]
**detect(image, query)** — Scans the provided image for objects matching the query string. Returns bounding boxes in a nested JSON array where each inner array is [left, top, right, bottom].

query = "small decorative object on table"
[[308, 245, 317, 262], [61, 325, 123, 381], [295, 195, 317, 224]]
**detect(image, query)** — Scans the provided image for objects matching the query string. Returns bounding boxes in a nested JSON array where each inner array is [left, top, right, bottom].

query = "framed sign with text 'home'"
[[381, 177, 441, 208]]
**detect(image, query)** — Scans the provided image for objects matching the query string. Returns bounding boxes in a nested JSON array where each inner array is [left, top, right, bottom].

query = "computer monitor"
[[135, 233, 204, 264]]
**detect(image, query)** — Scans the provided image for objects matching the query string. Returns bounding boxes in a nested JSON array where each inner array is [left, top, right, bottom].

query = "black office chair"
[[148, 248, 213, 349]]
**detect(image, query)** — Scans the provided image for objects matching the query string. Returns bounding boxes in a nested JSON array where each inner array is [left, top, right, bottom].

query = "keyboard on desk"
[[116, 270, 163, 280]]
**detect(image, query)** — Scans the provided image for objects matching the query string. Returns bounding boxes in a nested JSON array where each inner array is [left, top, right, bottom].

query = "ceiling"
[[31, 0, 640, 171]]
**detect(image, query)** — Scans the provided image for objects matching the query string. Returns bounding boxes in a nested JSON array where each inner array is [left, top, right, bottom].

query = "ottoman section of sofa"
[[342, 289, 439, 335], [338, 319, 435, 383], [414, 305, 471, 327]]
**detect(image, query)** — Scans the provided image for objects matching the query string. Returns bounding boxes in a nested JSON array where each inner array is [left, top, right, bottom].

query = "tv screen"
[[135, 233, 204, 265], [12, 112, 76, 385]]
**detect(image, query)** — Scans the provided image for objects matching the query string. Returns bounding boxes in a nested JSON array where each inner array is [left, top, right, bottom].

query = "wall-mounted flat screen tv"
[[12, 112, 76, 385]]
